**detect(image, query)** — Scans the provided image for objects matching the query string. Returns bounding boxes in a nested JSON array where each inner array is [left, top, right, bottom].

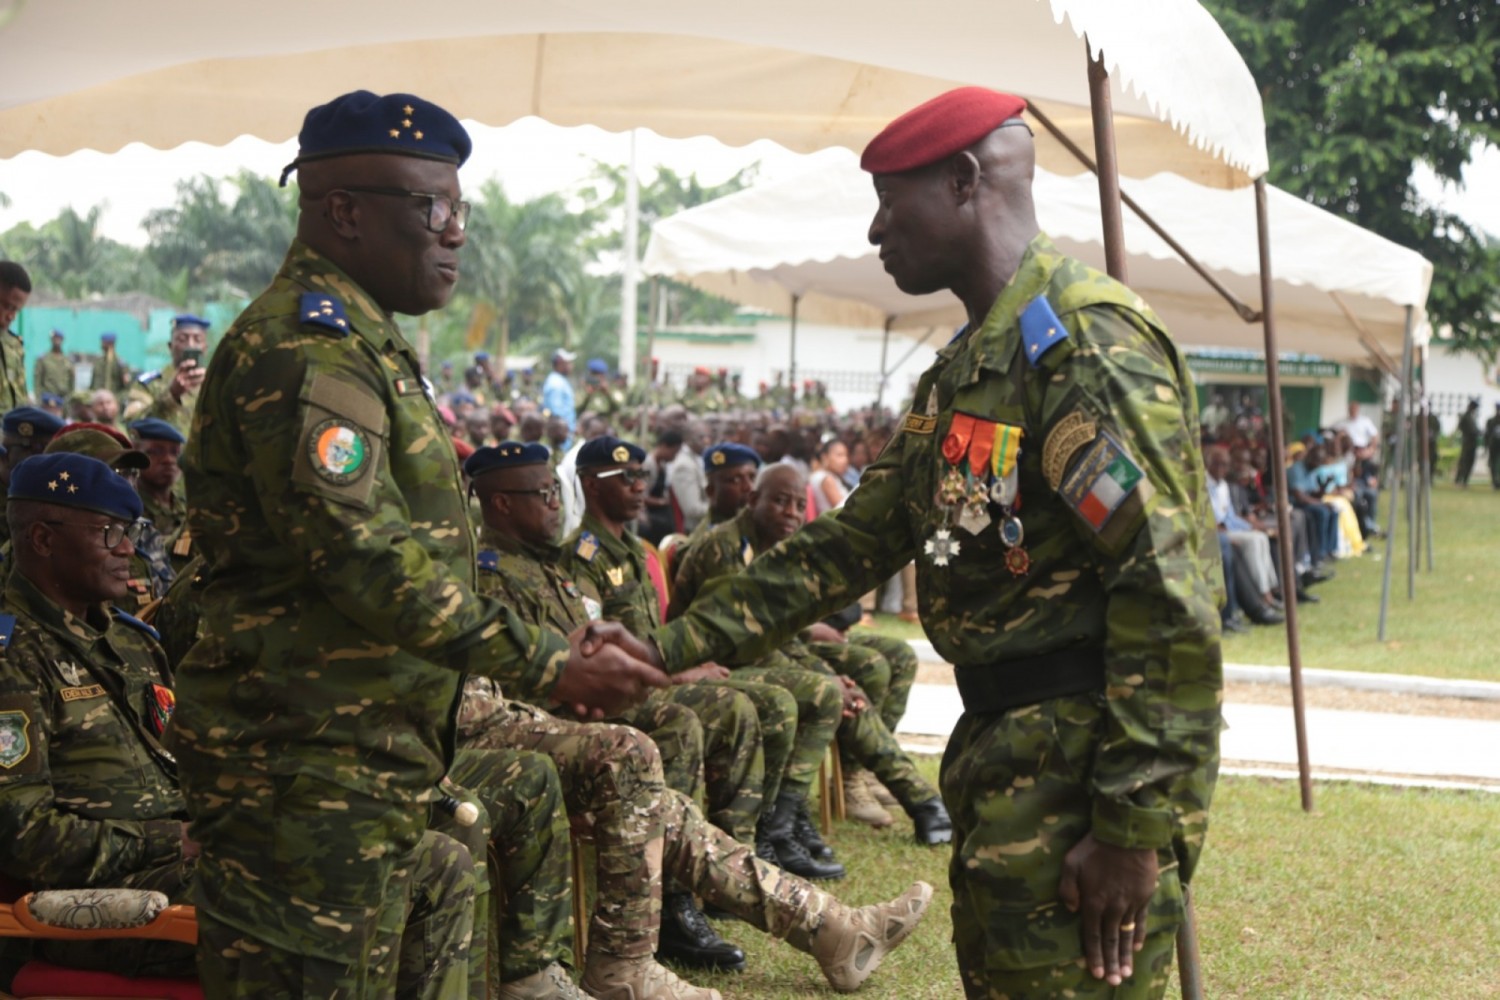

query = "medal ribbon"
[[967, 420, 997, 479], [991, 425, 1023, 479], [942, 413, 976, 467]]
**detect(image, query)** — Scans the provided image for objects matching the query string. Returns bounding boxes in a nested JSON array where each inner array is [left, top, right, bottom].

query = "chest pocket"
[[292, 374, 388, 510]]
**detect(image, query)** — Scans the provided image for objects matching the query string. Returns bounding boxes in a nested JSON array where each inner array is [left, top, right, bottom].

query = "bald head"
[[750, 463, 808, 544]]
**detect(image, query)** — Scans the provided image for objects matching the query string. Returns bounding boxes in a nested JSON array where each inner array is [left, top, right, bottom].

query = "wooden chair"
[[816, 742, 847, 835]]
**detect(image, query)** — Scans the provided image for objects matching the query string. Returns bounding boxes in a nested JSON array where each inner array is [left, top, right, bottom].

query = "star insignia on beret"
[[47, 480, 57, 491], [414, 130, 424, 140], [67, 484, 77, 494], [389, 128, 401, 138], [402, 118, 413, 127], [59, 472, 69, 481], [404, 104, 414, 115], [612, 445, 629, 462]]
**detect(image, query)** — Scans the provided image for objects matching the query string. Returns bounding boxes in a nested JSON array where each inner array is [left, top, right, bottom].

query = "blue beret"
[[128, 418, 186, 445], [39, 393, 64, 407], [449, 391, 477, 406], [100, 331, 117, 343], [279, 90, 472, 185], [464, 442, 550, 478], [9, 453, 143, 522], [172, 313, 210, 329], [474, 352, 490, 362], [587, 358, 609, 375], [703, 442, 762, 473], [3, 406, 65, 439], [577, 435, 645, 469]]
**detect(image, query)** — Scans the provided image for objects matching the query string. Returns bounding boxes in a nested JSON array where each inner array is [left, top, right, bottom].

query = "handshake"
[[549, 621, 674, 719]]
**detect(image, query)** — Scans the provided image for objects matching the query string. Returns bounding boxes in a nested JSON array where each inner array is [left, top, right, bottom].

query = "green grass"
[[686, 761, 1500, 999], [860, 481, 1498, 682]]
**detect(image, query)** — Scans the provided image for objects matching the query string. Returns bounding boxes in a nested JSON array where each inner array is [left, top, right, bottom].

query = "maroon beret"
[[861, 87, 1029, 175]]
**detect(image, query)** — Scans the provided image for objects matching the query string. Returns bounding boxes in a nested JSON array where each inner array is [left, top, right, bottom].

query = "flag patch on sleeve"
[[1059, 432, 1144, 532]]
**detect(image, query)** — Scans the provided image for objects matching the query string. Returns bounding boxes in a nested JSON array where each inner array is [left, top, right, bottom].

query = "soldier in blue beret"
[[128, 418, 189, 548], [693, 442, 764, 537], [33, 329, 74, 402], [91, 331, 129, 396], [175, 89, 670, 999], [0, 407, 69, 553], [123, 314, 210, 434]]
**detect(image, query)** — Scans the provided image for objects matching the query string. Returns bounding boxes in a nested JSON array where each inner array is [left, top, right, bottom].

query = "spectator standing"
[[1455, 397, 1480, 487], [0, 262, 31, 410], [542, 347, 577, 440], [33, 329, 73, 399], [90, 332, 130, 395]]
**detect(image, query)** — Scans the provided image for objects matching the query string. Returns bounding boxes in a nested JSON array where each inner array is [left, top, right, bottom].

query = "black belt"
[[954, 647, 1106, 714]]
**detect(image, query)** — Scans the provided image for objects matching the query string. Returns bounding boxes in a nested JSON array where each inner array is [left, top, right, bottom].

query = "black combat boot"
[[656, 890, 747, 971], [764, 792, 845, 880], [905, 796, 954, 846], [792, 798, 837, 862]]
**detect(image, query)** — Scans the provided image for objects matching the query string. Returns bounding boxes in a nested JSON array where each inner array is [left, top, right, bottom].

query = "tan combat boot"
[[841, 768, 894, 828], [580, 953, 721, 1000], [790, 880, 934, 993], [865, 770, 899, 808], [499, 961, 595, 1000]]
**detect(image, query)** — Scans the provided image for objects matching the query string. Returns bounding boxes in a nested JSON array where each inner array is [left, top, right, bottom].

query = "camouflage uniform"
[[654, 236, 1224, 998], [89, 349, 129, 395], [33, 348, 73, 400], [671, 507, 941, 812], [123, 362, 197, 434], [141, 489, 187, 541], [479, 527, 765, 841], [809, 631, 918, 735], [173, 240, 572, 992], [0, 574, 193, 979]]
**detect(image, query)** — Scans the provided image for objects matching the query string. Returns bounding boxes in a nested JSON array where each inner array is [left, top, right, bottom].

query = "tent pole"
[[1087, 47, 1128, 281], [620, 129, 640, 386], [1416, 399, 1429, 572], [1406, 348, 1417, 600], [788, 294, 800, 401], [875, 316, 893, 411], [1378, 307, 1415, 639], [1254, 178, 1314, 813], [1422, 355, 1435, 572]]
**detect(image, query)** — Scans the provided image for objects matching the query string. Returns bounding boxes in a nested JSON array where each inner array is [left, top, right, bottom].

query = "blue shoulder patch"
[[299, 293, 351, 337], [110, 607, 161, 642], [0, 613, 14, 650], [477, 549, 500, 573], [573, 531, 599, 563], [136, 370, 163, 386], [1020, 295, 1069, 366]]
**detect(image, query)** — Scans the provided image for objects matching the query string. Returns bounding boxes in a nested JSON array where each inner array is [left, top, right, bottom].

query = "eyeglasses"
[[494, 482, 564, 505], [590, 468, 651, 484], [336, 185, 471, 233], [43, 518, 146, 549]]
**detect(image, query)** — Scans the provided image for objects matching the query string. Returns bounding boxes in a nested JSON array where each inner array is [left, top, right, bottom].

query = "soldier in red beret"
[[649, 86, 1223, 999]]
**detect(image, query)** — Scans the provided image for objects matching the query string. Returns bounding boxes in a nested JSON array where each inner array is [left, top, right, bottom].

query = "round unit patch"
[[308, 418, 371, 484]]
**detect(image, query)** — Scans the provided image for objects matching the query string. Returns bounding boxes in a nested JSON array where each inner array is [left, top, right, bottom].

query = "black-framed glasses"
[[590, 468, 651, 484], [495, 482, 564, 505], [43, 518, 145, 549], [337, 186, 471, 233]]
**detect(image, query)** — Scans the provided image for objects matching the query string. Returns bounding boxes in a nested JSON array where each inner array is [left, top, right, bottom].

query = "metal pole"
[[1378, 307, 1415, 639], [1422, 355, 1435, 572], [1416, 400, 1429, 571], [619, 130, 640, 386], [1406, 357, 1417, 600], [1087, 46, 1128, 281], [1254, 178, 1314, 813], [788, 294, 800, 398], [875, 316, 893, 410]]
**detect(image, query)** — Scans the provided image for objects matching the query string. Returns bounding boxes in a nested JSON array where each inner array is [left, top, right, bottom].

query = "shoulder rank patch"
[[739, 537, 755, 567], [477, 549, 500, 573], [299, 292, 351, 337], [1020, 295, 1068, 366], [111, 607, 162, 642], [1058, 431, 1153, 536], [0, 613, 13, 651], [136, 370, 163, 386], [1043, 409, 1098, 490], [574, 532, 599, 563]]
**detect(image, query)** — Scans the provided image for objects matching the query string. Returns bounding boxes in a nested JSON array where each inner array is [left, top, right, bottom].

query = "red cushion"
[[643, 548, 669, 625], [11, 959, 203, 1000]]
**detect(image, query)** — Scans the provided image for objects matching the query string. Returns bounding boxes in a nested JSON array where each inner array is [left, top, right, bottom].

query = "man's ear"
[[24, 520, 54, 559], [950, 151, 982, 205], [324, 190, 361, 240]]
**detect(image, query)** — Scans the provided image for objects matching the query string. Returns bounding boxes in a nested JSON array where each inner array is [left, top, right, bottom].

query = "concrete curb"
[[906, 639, 1500, 701]]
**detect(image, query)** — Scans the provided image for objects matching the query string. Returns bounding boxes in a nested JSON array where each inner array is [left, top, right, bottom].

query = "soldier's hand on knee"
[[837, 675, 869, 717], [1057, 832, 1157, 986]]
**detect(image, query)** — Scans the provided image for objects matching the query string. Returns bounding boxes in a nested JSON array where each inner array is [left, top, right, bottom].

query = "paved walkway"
[[894, 665, 1500, 793]]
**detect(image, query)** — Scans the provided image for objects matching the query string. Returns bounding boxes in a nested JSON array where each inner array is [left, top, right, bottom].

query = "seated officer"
[[0, 453, 582, 1000], [0, 406, 66, 550]]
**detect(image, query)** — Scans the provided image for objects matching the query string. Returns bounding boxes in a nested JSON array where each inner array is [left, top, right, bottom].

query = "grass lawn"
[[859, 480, 1499, 682], [687, 761, 1500, 999]]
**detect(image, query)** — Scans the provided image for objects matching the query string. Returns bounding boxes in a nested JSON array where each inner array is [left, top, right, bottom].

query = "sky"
[[1, 116, 1495, 252]]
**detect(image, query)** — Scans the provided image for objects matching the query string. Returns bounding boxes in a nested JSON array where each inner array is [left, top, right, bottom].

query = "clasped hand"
[[550, 622, 672, 719]]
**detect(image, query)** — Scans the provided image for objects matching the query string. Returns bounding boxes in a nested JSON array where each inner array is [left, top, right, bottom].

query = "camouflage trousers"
[[185, 770, 475, 999], [444, 747, 573, 995], [702, 674, 797, 819], [807, 633, 918, 735], [461, 700, 665, 959], [605, 691, 704, 807], [731, 657, 842, 800], [654, 681, 766, 842], [940, 696, 1187, 999]]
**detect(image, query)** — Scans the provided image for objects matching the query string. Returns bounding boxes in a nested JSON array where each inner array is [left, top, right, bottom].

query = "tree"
[[142, 171, 296, 302], [0, 206, 157, 300], [1203, 0, 1500, 356]]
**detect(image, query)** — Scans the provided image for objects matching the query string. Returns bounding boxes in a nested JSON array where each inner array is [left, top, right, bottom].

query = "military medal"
[[938, 467, 967, 506], [957, 478, 992, 534], [924, 528, 961, 567]]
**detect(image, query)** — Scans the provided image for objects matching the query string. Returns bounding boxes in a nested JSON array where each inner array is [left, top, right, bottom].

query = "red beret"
[[451, 437, 476, 461], [861, 87, 1028, 175]]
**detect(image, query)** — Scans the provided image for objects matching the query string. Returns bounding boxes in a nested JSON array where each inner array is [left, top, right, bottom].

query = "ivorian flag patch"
[[1060, 432, 1144, 531]]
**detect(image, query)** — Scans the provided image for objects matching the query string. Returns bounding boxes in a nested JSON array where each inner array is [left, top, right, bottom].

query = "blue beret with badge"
[[464, 442, 550, 479], [172, 313, 210, 330], [3, 406, 65, 440], [128, 418, 187, 445], [100, 331, 117, 343], [9, 453, 144, 521], [577, 436, 644, 469], [586, 358, 609, 375], [279, 90, 473, 186], [703, 442, 762, 473]]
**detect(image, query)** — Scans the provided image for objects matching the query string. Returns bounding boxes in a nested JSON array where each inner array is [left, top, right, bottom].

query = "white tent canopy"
[[0, 0, 1266, 186], [642, 156, 1432, 362]]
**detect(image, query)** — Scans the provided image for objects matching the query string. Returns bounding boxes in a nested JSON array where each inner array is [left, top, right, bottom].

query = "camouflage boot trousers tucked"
[[841, 769, 894, 828], [499, 962, 594, 1000], [786, 881, 935, 994], [580, 954, 721, 1000]]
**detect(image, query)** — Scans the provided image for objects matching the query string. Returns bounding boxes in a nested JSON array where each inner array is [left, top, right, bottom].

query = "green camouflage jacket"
[[563, 512, 660, 639], [33, 350, 74, 400], [0, 574, 184, 888], [0, 330, 27, 412], [123, 362, 195, 434], [172, 240, 569, 803], [656, 234, 1223, 856]]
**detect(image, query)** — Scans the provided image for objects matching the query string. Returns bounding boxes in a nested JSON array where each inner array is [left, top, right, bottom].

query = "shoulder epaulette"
[[110, 607, 161, 641], [0, 613, 14, 651], [477, 549, 500, 573], [298, 292, 351, 337], [573, 531, 599, 563], [1020, 295, 1069, 367], [136, 370, 163, 386]]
